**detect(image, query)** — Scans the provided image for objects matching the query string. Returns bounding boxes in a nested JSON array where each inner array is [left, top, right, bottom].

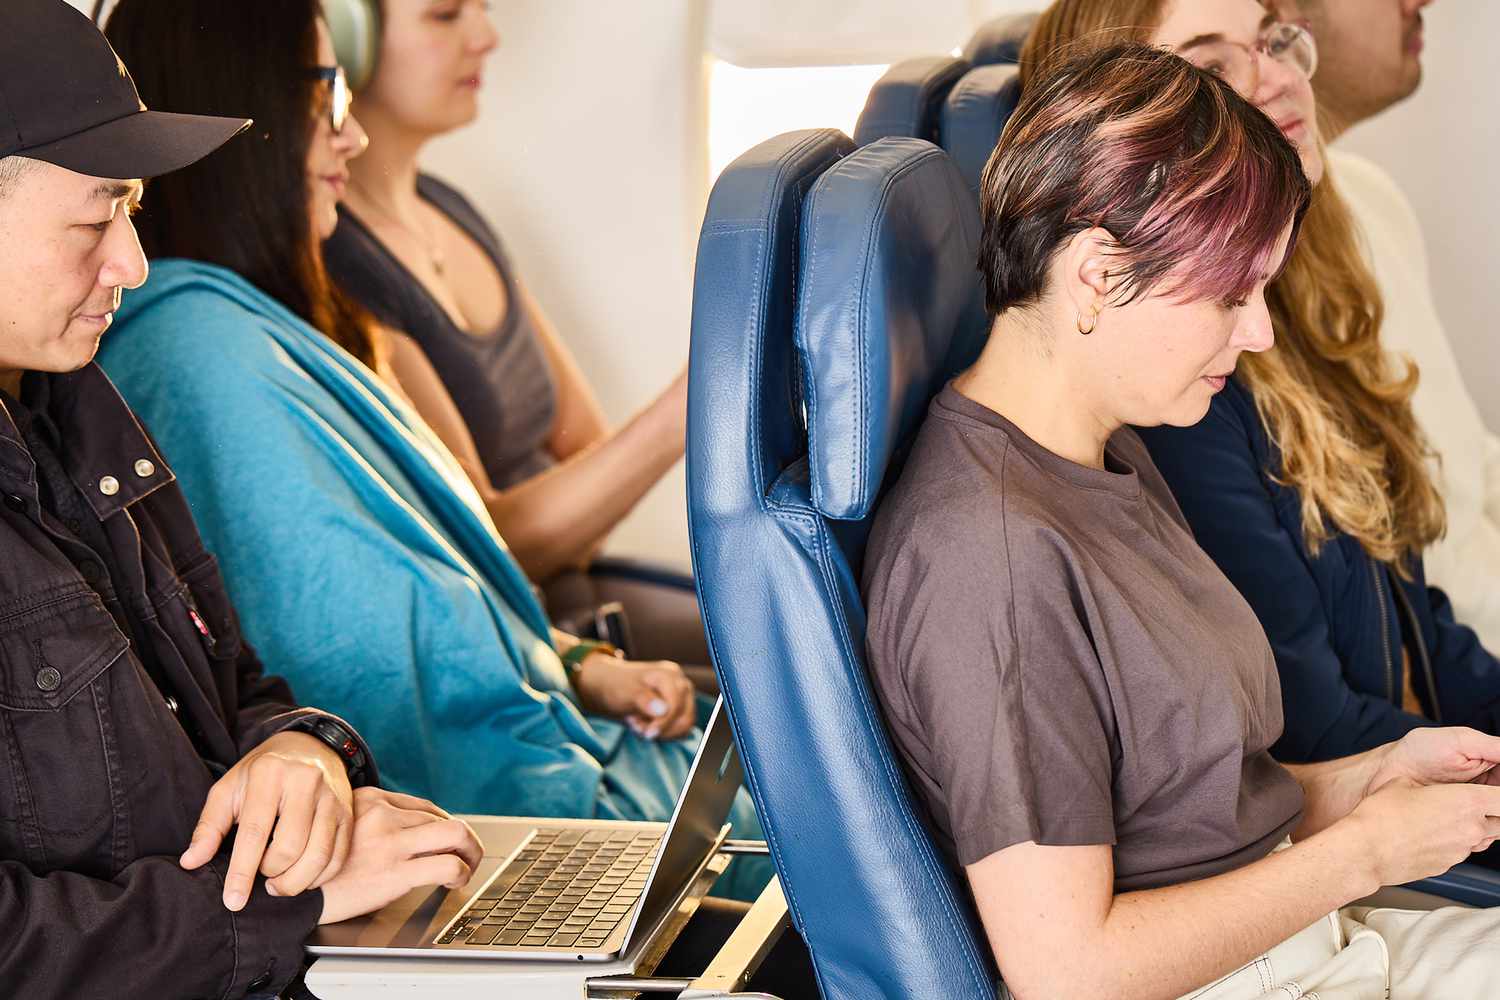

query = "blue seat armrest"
[[589, 555, 696, 592], [1408, 862, 1500, 907]]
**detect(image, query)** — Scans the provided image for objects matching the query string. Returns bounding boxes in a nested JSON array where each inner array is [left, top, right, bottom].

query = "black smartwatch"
[[290, 716, 373, 788]]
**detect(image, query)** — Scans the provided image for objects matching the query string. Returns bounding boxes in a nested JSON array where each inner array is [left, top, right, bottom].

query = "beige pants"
[[1180, 905, 1500, 999]]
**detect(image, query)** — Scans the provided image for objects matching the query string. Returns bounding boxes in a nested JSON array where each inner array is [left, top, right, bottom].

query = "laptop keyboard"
[[436, 827, 662, 950]]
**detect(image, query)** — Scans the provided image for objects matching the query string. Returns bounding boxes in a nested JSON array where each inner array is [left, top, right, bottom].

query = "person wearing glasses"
[[1020, 0, 1500, 765], [1273, 0, 1500, 657], [320, 0, 711, 671], [864, 40, 1500, 1000], [0, 2, 483, 996], [91, 0, 769, 901]]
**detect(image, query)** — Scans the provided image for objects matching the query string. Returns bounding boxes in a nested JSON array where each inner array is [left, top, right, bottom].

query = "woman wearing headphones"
[[94, 0, 769, 900], [1020, 0, 1500, 765], [319, 0, 707, 667]]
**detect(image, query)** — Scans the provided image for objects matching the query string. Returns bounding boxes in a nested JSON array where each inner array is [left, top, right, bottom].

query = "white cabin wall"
[[422, 2, 710, 569], [1336, 0, 1500, 431]]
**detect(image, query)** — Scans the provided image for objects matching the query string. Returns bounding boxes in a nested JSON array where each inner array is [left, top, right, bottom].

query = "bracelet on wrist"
[[560, 639, 623, 681]]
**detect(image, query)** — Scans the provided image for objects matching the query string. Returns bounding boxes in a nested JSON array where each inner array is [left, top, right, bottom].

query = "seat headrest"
[[940, 64, 1023, 196], [963, 12, 1038, 66], [795, 137, 988, 521], [853, 56, 970, 147]]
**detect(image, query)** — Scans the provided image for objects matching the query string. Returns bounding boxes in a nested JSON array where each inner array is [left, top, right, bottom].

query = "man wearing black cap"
[[0, 3, 481, 996]]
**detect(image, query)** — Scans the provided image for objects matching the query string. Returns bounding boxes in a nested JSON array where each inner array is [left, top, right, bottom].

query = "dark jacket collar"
[[0, 363, 174, 519]]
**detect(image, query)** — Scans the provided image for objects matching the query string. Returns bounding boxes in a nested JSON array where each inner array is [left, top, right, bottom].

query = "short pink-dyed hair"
[[978, 42, 1310, 317]]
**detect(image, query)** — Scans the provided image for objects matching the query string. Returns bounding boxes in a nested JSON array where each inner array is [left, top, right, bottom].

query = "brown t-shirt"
[[862, 385, 1304, 891]]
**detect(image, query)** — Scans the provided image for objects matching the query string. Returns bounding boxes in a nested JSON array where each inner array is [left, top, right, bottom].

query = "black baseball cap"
[[0, 0, 250, 180]]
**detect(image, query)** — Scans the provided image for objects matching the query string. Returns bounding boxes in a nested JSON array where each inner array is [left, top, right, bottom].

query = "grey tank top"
[[324, 174, 558, 490]]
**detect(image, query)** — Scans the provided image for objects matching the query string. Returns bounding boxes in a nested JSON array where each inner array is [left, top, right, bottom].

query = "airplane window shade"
[[708, 61, 888, 180]]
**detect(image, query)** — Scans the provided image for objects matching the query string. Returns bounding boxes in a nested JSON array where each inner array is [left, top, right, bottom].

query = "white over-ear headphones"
[[93, 0, 382, 91], [321, 0, 382, 90]]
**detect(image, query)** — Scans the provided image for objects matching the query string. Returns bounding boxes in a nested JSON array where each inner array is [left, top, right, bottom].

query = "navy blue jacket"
[[1137, 378, 1500, 762]]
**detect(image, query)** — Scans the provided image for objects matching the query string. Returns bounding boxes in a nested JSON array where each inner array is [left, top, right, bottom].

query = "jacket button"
[[35, 667, 61, 692], [79, 561, 103, 586], [133, 459, 155, 479], [3, 494, 24, 512], [98, 476, 120, 497]]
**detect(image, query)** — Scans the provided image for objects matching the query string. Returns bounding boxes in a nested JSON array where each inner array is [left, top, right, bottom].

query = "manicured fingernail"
[[648, 699, 668, 717], [646, 725, 662, 740], [265, 883, 281, 897], [225, 890, 247, 909]]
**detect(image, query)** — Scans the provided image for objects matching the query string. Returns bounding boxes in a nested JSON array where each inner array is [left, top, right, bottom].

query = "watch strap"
[[289, 715, 373, 788], [560, 639, 622, 680]]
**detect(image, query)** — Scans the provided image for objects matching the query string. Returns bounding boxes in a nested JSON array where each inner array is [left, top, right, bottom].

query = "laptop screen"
[[620, 697, 744, 949]]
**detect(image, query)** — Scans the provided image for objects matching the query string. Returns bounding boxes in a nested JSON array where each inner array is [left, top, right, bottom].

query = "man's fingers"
[[268, 794, 340, 897], [452, 819, 484, 872], [400, 852, 474, 892], [260, 779, 318, 880], [385, 803, 455, 829], [221, 779, 283, 911], [362, 788, 454, 821], [180, 779, 238, 870], [311, 811, 355, 891], [396, 818, 485, 872]]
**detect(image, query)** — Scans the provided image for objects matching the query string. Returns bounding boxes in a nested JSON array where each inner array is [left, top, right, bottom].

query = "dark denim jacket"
[[0, 364, 370, 999], [1137, 378, 1500, 762]]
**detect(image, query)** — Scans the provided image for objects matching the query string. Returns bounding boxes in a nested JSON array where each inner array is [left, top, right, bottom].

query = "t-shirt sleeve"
[[869, 490, 1118, 868]]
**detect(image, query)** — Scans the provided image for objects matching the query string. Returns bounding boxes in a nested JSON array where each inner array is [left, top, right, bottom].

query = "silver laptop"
[[308, 698, 743, 963]]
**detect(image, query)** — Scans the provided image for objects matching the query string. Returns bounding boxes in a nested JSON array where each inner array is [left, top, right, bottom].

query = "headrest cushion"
[[795, 138, 988, 520], [852, 56, 970, 147], [963, 12, 1038, 66], [941, 64, 1023, 196]]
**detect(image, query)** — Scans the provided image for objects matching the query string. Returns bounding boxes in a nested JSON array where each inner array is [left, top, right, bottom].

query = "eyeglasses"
[[1177, 22, 1318, 98], [309, 65, 352, 135]]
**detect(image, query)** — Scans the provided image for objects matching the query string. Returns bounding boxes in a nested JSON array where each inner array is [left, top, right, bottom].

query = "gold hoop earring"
[[1077, 309, 1098, 335]]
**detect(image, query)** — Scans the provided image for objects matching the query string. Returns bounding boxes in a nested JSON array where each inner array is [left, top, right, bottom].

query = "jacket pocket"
[[0, 586, 129, 711], [174, 552, 244, 662]]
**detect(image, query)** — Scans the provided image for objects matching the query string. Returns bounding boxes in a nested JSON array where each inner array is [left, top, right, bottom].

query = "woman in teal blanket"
[[102, 0, 765, 897]]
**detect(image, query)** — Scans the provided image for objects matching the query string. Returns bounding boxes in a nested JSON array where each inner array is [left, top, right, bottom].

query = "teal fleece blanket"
[[103, 260, 765, 895]]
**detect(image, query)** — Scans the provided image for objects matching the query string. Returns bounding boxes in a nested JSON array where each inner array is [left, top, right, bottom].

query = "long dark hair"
[[105, 0, 381, 369]]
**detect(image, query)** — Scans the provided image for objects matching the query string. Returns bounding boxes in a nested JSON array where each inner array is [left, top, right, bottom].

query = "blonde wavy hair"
[[1020, 0, 1444, 571]]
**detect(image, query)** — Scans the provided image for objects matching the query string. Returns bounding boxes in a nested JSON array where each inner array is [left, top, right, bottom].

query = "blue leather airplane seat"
[[940, 63, 1023, 196], [963, 12, 1038, 66], [686, 130, 997, 999], [852, 56, 970, 147]]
